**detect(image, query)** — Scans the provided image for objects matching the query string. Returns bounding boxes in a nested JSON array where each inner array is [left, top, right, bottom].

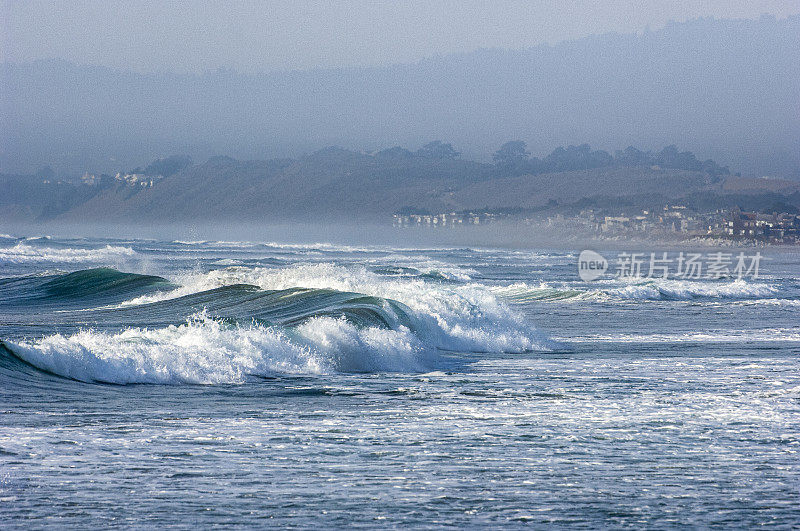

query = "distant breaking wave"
[[493, 278, 786, 303], [560, 328, 800, 344], [0, 242, 136, 264]]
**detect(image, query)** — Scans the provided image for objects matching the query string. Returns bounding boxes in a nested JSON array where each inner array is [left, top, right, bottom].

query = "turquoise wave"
[[0, 267, 415, 333], [0, 268, 173, 309]]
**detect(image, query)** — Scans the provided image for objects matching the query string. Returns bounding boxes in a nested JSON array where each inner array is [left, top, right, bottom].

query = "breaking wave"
[[117, 263, 551, 353], [0, 264, 553, 384], [1, 312, 431, 384]]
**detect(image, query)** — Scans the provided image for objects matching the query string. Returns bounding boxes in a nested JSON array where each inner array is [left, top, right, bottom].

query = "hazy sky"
[[2, 0, 799, 73]]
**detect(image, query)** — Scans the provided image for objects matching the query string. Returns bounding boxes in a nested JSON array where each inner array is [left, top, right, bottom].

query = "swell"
[[42, 268, 172, 300], [0, 268, 174, 309], [95, 283, 416, 330]]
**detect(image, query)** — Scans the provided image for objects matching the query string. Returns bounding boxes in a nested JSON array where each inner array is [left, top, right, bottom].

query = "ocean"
[[0, 234, 798, 527]]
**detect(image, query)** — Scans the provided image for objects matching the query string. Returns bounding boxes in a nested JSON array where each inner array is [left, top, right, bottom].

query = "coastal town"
[[80, 172, 164, 188], [393, 205, 800, 244]]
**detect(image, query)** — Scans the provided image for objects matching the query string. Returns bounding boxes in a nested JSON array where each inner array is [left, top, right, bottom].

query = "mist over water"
[[2, 16, 799, 178]]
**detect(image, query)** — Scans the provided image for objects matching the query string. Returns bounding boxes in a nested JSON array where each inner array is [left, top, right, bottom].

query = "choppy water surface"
[[1, 234, 798, 527]]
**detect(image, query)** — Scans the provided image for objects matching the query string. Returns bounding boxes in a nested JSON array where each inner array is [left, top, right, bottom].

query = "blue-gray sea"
[[0, 234, 798, 528]]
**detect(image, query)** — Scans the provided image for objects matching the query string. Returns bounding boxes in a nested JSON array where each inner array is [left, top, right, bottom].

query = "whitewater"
[[1, 234, 798, 527]]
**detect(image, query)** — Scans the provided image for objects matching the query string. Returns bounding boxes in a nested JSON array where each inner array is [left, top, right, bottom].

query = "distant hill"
[[56, 149, 491, 222], [1, 146, 795, 224], [2, 16, 798, 178]]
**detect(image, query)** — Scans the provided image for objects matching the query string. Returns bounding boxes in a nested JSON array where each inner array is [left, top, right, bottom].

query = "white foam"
[[172, 240, 209, 245], [562, 327, 800, 343], [209, 258, 242, 266], [368, 254, 476, 281], [0, 243, 136, 264], [5, 312, 435, 384]]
